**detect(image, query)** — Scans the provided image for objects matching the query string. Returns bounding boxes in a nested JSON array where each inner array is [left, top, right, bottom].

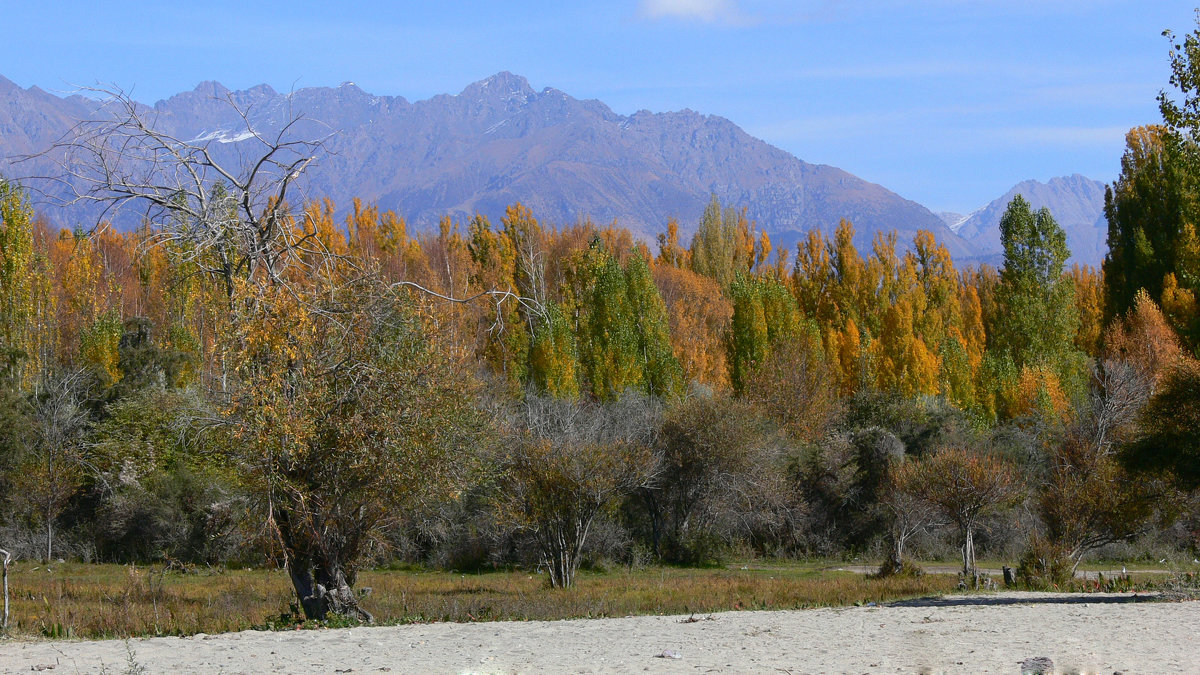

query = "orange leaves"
[[1014, 364, 1072, 423], [652, 264, 732, 388], [1104, 288, 1196, 391], [655, 218, 689, 269]]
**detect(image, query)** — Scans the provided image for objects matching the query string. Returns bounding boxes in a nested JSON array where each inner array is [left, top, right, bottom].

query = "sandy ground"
[[0, 592, 1195, 674]]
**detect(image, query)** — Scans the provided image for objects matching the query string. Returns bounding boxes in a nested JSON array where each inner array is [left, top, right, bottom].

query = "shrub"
[[1017, 534, 1073, 589]]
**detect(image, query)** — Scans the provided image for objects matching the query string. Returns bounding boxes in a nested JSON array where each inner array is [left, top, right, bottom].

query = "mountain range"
[[0, 72, 1109, 265], [942, 174, 1108, 266]]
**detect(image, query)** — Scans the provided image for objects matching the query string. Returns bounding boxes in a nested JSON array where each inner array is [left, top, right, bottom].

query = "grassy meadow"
[[1, 561, 966, 639]]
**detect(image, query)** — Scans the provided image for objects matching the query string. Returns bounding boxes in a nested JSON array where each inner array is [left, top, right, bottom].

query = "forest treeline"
[[3, 19, 1200, 621], [0, 175, 1196, 582]]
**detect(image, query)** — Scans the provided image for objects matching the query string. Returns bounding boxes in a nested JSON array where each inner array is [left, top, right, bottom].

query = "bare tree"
[[496, 393, 660, 588], [13, 369, 91, 561], [878, 459, 942, 576], [29, 87, 332, 305]]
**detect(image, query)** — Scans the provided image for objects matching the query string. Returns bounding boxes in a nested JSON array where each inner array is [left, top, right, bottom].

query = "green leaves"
[[570, 245, 681, 401], [992, 196, 1079, 371], [0, 178, 35, 386]]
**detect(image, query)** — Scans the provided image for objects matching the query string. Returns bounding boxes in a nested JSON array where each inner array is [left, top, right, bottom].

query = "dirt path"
[[0, 592, 1194, 674]]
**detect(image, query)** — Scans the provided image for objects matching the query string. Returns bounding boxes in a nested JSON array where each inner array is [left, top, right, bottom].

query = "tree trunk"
[[882, 529, 905, 576], [542, 514, 594, 589], [641, 489, 663, 557], [276, 511, 372, 623], [45, 511, 52, 563], [1069, 547, 1085, 578], [544, 527, 576, 589], [287, 559, 373, 623], [962, 524, 976, 579], [1, 548, 10, 630]]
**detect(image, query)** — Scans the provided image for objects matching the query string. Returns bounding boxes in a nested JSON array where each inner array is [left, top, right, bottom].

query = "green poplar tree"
[[1102, 126, 1197, 327], [990, 196, 1079, 369], [529, 302, 580, 399], [582, 251, 641, 399], [727, 275, 768, 393], [624, 254, 682, 398], [0, 179, 35, 385]]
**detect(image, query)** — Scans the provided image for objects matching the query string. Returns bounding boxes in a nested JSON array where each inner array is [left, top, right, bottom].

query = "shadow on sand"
[[888, 593, 1161, 608]]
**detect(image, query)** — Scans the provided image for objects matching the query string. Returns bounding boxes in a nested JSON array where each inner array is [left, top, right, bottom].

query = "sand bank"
[[1, 592, 1194, 674]]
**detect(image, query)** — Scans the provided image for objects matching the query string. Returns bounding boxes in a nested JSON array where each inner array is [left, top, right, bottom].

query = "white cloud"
[[637, 0, 741, 23]]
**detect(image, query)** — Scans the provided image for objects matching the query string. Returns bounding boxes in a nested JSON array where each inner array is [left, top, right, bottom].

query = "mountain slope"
[[952, 174, 1108, 266], [2, 72, 971, 256]]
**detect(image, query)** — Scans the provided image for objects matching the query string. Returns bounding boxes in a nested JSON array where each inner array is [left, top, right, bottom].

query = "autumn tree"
[[651, 264, 731, 387], [231, 276, 483, 620], [1038, 424, 1157, 575], [744, 339, 837, 443], [1020, 295, 1181, 575], [1071, 265, 1105, 356], [529, 302, 580, 399], [469, 214, 530, 388], [655, 218, 690, 269], [48, 88, 526, 621], [911, 447, 1021, 579]]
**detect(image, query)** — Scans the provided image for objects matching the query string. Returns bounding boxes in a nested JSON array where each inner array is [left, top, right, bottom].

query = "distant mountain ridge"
[[0, 72, 973, 257], [951, 174, 1108, 266]]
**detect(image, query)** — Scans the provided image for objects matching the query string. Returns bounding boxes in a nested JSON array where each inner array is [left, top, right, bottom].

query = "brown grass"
[[2, 561, 960, 639]]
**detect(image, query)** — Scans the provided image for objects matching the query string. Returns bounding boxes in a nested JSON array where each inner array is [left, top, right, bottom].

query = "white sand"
[[1, 592, 1195, 674]]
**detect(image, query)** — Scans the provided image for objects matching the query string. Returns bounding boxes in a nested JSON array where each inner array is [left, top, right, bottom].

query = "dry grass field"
[[0, 561, 962, 639]]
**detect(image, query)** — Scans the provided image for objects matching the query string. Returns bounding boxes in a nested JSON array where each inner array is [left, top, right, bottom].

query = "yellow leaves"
[[79, 310, 123, 385], [837, 319, 862, 395], [300, 198, 349, 257], [1118, 125, 1171, 182], [1013, 364, 1071, 424], [870, 300, 940, 398], [755, 230, 773, 273], [1070, 264, 1104, 356], [1161, 272, 1197, 343], [655, 218, 690, 269], [792, 229, 834, 325], [0, 179, 37, 384]]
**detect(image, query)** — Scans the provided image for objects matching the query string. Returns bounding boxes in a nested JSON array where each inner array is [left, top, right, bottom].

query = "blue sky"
[[1, 0, 1195, 213]]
